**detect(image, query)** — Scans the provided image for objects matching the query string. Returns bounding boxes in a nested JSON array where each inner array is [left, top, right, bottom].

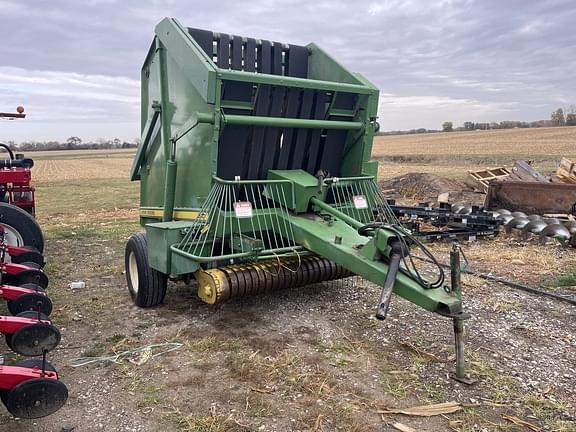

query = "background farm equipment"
[[0, 106, 67, 418], [126, 18, 469, 377], [387, 200, 501, 242], [0, 107, 43, 252]]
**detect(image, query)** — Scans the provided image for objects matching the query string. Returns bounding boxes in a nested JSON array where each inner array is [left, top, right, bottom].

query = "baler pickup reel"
[[173, 173, 462, 322]]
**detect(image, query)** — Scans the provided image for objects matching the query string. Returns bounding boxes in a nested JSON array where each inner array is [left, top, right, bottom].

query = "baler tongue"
[[126, 18, 470, 378]]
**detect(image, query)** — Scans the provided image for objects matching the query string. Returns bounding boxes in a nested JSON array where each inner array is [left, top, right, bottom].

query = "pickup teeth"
[[194, 256, 352, 304]]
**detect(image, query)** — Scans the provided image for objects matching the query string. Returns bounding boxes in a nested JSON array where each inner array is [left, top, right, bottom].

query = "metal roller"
[[195, 256, 353, 304]]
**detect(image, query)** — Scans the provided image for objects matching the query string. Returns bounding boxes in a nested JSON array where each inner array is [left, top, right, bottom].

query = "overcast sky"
[[1, 0, 575, 142]]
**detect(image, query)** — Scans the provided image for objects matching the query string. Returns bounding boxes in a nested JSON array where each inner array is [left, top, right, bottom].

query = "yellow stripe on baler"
[[139, 208, 201, 220]]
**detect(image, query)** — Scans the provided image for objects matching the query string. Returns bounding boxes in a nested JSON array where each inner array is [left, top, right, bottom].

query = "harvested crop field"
[[0, 145, 574, 432], [33, 158, 133, 182], [374, 126, 576, 157], [374, 126, 576, 180]]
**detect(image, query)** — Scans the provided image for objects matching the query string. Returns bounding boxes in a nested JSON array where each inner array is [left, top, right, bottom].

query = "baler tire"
[[125, 233, 167, 308], [0, 202, 44, 253]]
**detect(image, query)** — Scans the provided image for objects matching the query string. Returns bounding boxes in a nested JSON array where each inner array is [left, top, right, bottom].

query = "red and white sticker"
[[352, 195, 368, 209], [233, 201, 253, 218]]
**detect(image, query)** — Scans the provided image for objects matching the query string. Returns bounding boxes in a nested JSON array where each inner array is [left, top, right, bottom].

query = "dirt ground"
[[0, 206, 574, 432], [0, 145, 574, 431]]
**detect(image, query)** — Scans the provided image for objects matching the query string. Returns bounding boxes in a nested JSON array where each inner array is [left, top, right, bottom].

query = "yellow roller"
[[195, 256, 352, 304]]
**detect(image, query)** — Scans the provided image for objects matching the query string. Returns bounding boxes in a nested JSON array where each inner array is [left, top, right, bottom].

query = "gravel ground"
[[0, 220, 574, 431]]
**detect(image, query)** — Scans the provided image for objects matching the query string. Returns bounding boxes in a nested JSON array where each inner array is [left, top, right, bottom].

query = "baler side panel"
[[165, 52, 215, 209], [139, 45, 167, 214]]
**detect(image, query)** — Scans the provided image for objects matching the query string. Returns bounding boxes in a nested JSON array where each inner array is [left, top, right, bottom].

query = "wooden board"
[[555, 158, 576, 184], [468, 167, 511, 192]]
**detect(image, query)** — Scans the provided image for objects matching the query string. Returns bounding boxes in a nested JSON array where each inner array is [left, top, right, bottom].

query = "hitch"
[[375, 238, 407, 320]]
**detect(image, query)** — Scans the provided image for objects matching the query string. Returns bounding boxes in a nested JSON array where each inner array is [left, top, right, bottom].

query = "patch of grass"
[[36, 178, 138, 216], [164, 408, 228, 432], [186, 336, 244, 353], [550, 267, 576, 287], [30, 149, 135, 160], [44, 219, 140, 243], [119, 364, 164, 410], [522, 393, 572, 422], [245, 393, 276, 418], [417, 382, 446, 404], [380, 374, 410, 399], [81, 342, 106, 357], [106, 334, 127, 344]]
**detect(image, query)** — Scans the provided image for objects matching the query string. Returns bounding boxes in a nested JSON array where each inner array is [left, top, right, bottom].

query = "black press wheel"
[[15, 310, 51, 321], [8, 292, 53, 316], [5, 311, 53, 352], [11, 269, 49, 289], [15, 358, 57, 372], [125, 233, 167, 308], [0, 202, 44, 253], [4, 378, 68, 419], [6, 322, 61, 356], [10, 249, 45, 268]]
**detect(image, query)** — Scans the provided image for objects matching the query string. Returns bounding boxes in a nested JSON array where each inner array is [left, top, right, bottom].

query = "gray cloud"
[[1, 0, 574, 141]]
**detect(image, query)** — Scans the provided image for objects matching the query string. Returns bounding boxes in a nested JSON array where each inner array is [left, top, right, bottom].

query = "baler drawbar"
[[126, 18, 469, 377]]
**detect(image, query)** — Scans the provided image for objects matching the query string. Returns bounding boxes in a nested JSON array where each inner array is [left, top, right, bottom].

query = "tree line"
[[2, 136, 139, 152], [441, 106, 576, 132]]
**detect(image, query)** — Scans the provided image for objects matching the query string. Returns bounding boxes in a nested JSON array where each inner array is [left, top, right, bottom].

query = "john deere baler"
[[126, 19, 468, 375]]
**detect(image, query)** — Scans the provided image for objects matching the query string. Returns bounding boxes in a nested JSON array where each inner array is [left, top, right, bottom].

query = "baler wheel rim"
[[128, 251, 139, 294]]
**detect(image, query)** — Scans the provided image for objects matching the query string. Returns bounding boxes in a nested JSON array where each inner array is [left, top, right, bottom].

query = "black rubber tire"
[[15, 310, 51, 321], [15, 358, 57, 372], [5, 378, 68, 419], [8, 292, 53, 316], [10, 250, 45, 268], [0, 202, 44, 253], [125, 233, 167, 308], [11, 269, 49, 289]]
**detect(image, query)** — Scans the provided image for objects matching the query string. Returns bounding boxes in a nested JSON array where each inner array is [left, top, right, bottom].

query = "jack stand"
[[450, 242, 476, 385]]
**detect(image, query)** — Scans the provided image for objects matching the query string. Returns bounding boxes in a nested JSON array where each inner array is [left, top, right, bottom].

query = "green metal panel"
[[306, 43, 364, 85], [267, 170, 324, 213], [145, 221, 198, 274], [285, 214, 461, 314], [155, 18, 218, 103]]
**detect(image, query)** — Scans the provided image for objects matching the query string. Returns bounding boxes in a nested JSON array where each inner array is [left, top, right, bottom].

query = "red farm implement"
[[0, 106, 67, 418]]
